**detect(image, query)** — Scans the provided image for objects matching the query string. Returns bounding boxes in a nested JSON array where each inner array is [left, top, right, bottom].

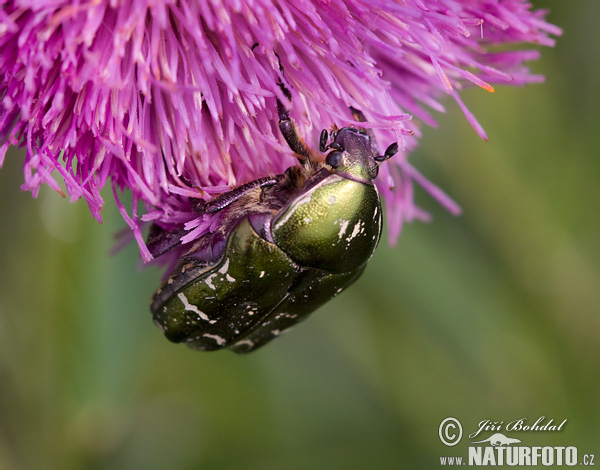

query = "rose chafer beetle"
[[148, 80, 398, 353]]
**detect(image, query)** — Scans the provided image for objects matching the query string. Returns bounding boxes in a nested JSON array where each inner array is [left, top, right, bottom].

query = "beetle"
[[147, 80, 398, 353]]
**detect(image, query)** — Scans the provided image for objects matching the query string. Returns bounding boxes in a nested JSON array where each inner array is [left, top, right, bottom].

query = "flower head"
[[0, 1, 560, 261]]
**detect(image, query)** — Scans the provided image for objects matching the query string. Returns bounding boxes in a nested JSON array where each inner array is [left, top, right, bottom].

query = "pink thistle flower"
[[0, 1, 561, 262]]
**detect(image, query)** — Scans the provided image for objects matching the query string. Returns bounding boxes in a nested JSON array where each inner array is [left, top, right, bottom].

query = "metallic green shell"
[[272, 175, 382, 274]]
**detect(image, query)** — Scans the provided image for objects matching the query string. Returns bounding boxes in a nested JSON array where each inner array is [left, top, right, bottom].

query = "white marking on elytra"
[[337, 219, 350, 239], [376, 201, 382, 235], [259, 271, 265, 278], [347, 220, 364, 243], [245, 304, 258, 316], [272, 327, 293, 336], [304, 217, 312, 224], [177, 292, 210, 322], [235, 339, 254, 348], [226, 274, 235, 282], [218, 258, 230, 275], [203, 333, 226, 346], [352, 221, 362, 237], [205, 273, 217, 290]]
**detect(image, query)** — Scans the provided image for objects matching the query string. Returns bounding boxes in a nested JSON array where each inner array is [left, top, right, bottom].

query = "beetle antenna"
[[375, 142, 398, 162], [319, 129, 329, 152]]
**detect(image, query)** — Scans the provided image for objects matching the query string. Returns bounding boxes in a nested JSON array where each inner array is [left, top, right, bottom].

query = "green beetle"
[[148, 86, 398, 353]]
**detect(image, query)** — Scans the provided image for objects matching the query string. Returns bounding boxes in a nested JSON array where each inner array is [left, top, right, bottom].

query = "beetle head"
[[320, 127, 398, 183]]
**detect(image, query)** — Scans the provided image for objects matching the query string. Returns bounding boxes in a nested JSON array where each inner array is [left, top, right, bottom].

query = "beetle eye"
[[326, 151, 343, 168]]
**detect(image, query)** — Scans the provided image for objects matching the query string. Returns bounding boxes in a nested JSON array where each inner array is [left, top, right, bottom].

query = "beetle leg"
[[252, 46, 312, 164], [276, 81, 313, 164], [146, 224, 187, 258], [273, 53, 313, 164], [203, 175, 282, 214], [150, 175, 281, 257]]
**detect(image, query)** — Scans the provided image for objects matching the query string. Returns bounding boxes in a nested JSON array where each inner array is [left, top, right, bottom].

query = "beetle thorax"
[[271, 171, 382, 274]]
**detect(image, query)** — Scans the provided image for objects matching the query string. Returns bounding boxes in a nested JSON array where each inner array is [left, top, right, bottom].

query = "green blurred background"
[[1, 2, 598, 468]]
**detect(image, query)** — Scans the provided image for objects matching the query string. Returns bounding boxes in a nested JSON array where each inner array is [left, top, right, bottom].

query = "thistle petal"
[[0, 1, 561, 260]]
